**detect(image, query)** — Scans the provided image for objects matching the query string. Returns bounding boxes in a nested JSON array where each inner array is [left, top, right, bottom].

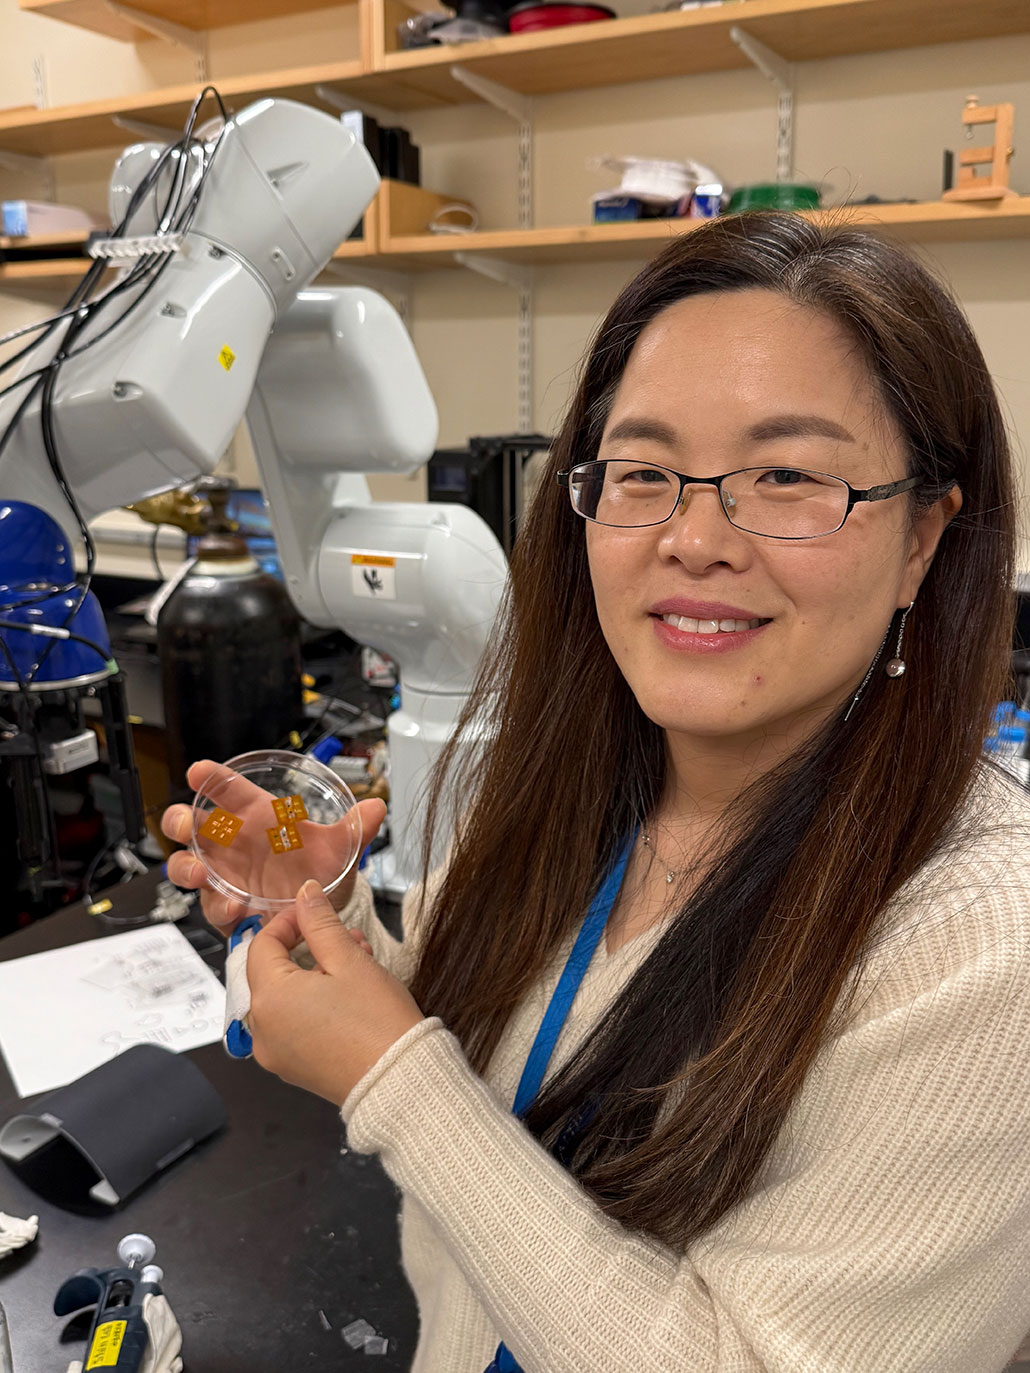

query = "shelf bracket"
[[314, 85, 400, 131], [451, 67, 533, 230], [730, 25, 794, 183], [0, 147, 55, 199], [449, 72, 535, 433], [449, 68, 532, 126], [452, 253, 531, 291], [454, 252, 534, 433], [104, 2, 209, 80], [112, 115, 183, 143]]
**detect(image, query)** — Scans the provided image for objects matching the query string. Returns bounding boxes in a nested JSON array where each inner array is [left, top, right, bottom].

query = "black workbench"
[[0, 870, 419, 1370]]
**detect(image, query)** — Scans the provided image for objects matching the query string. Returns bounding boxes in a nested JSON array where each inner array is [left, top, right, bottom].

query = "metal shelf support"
[[449, 69, 535, 434], [104, 2, 209, 80], [0, 147, 55, 199], [454, 252, 534, 434], [112, 115, 181, 141], [314, 84, 401, 132], [450, 67, 532, 229], [730, 25, 794, 183]]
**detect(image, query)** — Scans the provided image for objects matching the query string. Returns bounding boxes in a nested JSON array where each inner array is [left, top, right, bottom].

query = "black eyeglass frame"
[[556, 461, 923, 541]]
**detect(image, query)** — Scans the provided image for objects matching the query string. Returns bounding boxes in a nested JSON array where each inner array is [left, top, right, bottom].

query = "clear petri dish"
[[189, 749, 362, 913]]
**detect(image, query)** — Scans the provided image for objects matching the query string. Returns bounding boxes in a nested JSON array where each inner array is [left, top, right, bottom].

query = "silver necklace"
[[640, 829, 679, 884]]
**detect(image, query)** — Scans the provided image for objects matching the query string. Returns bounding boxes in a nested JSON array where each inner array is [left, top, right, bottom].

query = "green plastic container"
[[727, 183, 821, 213]]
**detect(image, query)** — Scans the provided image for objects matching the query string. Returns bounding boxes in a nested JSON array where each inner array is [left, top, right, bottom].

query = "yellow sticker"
[[218, 345, 236, 372], [87, 898, 113, 916], [351, 554, 395, 568], [199, 808, 243, 847], [86, 1319, 126, 1368]]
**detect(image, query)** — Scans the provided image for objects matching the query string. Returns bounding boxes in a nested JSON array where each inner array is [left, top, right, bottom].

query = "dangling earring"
[[884, 601, 915, 678], [843, 602, 915, 722]]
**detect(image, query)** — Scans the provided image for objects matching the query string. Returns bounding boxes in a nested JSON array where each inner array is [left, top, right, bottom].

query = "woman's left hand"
[[246, 879, 425, 1105]]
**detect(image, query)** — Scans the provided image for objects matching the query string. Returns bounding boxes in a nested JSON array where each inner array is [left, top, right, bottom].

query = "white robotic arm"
[[0, 94, 508, 897], [0, 97, 381, 539]]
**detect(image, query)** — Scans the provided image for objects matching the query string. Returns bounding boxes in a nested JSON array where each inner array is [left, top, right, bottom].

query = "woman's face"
[[585, 289, 957, 753]]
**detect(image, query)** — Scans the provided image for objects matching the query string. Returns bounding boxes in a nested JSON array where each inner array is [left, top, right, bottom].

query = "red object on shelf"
[[507, 1, 615, 32]]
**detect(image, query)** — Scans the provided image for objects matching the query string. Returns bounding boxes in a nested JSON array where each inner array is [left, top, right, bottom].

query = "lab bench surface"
[[0, 871, 419, 1370]]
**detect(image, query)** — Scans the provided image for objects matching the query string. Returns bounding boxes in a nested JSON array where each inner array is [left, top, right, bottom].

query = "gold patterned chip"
[[199, 808, 243, 847], [272, 794, 308, 824], [266, 820, 303, 854]]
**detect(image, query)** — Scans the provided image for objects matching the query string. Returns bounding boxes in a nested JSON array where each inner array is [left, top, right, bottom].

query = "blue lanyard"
[[486, 836, 634, 1373]]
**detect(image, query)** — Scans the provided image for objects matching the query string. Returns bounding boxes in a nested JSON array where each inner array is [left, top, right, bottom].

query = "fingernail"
[[300, 879, 324, 902]]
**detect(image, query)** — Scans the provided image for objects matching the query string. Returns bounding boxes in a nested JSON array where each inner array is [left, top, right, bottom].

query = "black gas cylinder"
[[157, 534, 303, 794]]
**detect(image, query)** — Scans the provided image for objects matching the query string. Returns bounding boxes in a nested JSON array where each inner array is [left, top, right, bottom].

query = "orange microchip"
[[199, 808, 243, 847], [272, 794, 308, 824], [266, 821, 303, 854]]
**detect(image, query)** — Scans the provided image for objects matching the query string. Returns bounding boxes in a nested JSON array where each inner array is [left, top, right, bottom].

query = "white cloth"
[[222, 925, 257, 1054], [0, 1211, 37, 1258]]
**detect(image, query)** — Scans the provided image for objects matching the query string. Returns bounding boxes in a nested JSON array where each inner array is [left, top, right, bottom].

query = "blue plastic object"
[[0, 501, 111, 685], [985, 702, 1030, 755], [309, 735, 343, 765]]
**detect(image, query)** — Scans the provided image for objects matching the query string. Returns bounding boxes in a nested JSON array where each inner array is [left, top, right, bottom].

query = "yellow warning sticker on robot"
[[199, 808, 243, 847], [351, 554, 396, 601], [86, 1319, 126, 1368], [267, 821, 303, 854], [218, 344, 236, 371], [272, 794, 308, 824]]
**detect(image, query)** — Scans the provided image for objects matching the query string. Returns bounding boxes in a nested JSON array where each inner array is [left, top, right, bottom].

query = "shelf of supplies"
[[2, 0, 1027, 150], [0, 58, 386, 157], [371, 0, 1030, 108], [5, 198, 1029, 289], [372, 197, 1030, 266], [18, 0, 357, 42]]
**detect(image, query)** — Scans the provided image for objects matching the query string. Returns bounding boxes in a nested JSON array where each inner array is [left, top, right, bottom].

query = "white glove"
[[65, 1293, 183, 1373], [0, 1211, 37, 1258], [139, 1293, 184, 1373]]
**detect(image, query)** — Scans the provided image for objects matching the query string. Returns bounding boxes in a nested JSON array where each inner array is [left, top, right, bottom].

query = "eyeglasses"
[[557, 460, 922, 540]]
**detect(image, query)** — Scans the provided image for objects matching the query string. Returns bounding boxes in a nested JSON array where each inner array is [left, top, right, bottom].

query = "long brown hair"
[[409, 212, 1015, 1248]]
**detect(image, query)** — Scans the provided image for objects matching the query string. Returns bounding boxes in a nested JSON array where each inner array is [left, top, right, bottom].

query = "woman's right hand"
[[160, 759, 386, 938]]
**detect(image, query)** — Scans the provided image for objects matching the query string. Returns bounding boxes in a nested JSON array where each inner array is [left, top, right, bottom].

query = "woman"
[[163, 212, 1030, 1372]]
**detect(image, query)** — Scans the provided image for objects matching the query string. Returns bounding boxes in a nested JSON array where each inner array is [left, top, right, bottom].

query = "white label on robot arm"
[[350, 554, 397, 600]]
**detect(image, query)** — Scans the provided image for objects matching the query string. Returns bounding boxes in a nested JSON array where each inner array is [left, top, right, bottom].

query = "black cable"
[[0, 85, 231, 893], [16, 92, 230, 684], [84, 828, 127, 907], [0, 618, 113, 669], [25, 361, 97, 683], [0, 632, 27, 693], [0, 86, 227, 405]]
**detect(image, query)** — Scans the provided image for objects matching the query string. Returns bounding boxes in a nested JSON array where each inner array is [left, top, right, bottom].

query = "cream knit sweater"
[[338, 765, 1030, 1372]]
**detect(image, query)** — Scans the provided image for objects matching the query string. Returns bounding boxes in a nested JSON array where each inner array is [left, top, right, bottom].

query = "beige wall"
[[1, 5, 1028, 555]]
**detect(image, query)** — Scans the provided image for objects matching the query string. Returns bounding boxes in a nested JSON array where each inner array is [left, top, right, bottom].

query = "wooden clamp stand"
[[943, 95, 1017, 202]]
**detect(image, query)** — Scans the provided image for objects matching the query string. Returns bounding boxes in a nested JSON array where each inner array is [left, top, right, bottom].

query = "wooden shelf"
[[374, 197, 1030, 266], [0, 229, 90, 251], [18, 0, 356, 43], [5, 198, 1030, 290], [3, 0, 1027, 151], [0, 58, 385, 157], [371, 0, 1030, 109]]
